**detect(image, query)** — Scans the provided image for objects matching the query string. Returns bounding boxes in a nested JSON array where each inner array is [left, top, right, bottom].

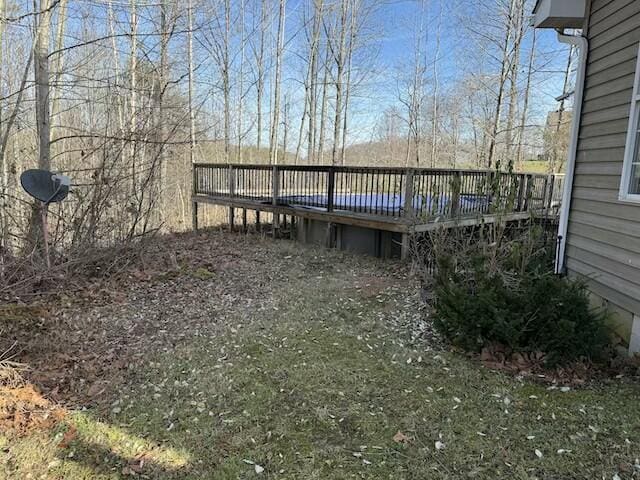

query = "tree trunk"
[[269, 0, 285, 165], [551, 46, 574, 173], [486, 0, 516, 168], [282, 94, 289, 161], [331, 0, 348, 166], [256, 0, 266, 154], [0, 0, 7, 263], [29, 0, 54, 252], [505, 0, 525, 168], [341, 0, 357, 165], [130, 0, 138, 195], [107, 0, 126, 162], [430, 2, 442, 168], [307, 0, 323, 164], [188, 0, 196, 165], [51, 0, 67, 150], [223, 0, 230, 162], [158, 0, 170, 225], [237, 0, 245, 163], [317, 46, 330, 164], [516, 28, 536, 170]]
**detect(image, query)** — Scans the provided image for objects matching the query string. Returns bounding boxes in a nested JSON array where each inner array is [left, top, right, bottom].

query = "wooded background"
[[0, 0, 573, 269]]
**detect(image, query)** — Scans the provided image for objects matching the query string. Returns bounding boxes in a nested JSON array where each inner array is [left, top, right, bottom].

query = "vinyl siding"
[[567, 0, 640, 321]]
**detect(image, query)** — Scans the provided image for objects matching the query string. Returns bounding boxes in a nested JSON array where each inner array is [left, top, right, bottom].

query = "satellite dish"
[[20, 169, 71, 204]]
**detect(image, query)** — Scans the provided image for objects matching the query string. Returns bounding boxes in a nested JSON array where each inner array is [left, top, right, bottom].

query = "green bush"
[[429, 225, 610, 366]]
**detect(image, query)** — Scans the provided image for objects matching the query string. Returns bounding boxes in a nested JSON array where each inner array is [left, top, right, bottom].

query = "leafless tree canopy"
[[0, 0, 573, 275]]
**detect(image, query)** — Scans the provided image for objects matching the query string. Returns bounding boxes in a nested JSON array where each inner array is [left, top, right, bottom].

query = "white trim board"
[[619, 42, 640, 203]]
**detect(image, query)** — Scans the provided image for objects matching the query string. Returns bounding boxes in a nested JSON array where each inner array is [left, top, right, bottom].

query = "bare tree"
[[399, 0, 426, 167], [255, 0, 268, 153], [188, 0, 196, 166], [505, 0, 526, 165], [269, 0, 285, 165], [516, 27, 536, 168], [330, 0, 348, 165], [317, 44, 330, 164], [487, 0, 516, 168], [430, 2, 443, 168], [50, 0, 67, 145], [237, 0, 246, 162], [129, 0, 138, 191], [307, 0, 324, 164], [28, 0, 54, 252]]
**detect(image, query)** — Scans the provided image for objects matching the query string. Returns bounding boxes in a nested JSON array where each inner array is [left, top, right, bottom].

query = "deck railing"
[[193, 163, 564, 220]]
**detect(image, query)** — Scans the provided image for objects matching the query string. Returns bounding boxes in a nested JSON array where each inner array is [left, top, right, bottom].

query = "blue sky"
[[340, 0, 573, 141], [38, 0, 574, 149]]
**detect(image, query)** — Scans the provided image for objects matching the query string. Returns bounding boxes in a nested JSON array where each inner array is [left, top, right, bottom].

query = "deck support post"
[[326, 222, 335, 248], [401, 232, 411, 261], [256, 210, 261, 232], [229, 165, 236, 231], [229, 208, 235, 232], [242, 208, 247, 233], [192, 201, 199, 231]]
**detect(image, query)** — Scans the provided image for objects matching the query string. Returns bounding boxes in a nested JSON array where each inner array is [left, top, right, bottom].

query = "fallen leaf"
[[58, 426, 77, 449], [393, 431, 410, 444]]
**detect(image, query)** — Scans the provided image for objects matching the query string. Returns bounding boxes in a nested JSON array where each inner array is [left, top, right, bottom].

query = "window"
[[620, 43, 640, 201]]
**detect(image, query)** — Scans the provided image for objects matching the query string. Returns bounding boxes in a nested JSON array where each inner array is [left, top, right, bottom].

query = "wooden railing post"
[[228, 165, 236, 197], [228, 165, 235, 230], [451, 171, 461, 218], [516, 174, 525, 211], [400, 168, 415, 262], [546, 174, 555, 213], [403, 168, 415, 219], [272, 165, 280, 237], [523, 174, 533, 212], [487, 171, 495, 212], [327, 166, 335, 212], [271, 165, 279, 205]]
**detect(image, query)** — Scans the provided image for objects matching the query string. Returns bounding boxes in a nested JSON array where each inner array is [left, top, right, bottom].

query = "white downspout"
[[555, 30, 588, 275]]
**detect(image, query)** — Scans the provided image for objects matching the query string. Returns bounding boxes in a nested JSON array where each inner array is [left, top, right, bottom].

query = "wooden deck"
[[192, 163, 564, 256]]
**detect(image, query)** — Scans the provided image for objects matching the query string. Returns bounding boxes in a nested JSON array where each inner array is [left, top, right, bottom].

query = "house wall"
[[568, 0, 640, 345]]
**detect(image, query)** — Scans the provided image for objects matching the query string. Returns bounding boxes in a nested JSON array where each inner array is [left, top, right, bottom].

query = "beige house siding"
[[567, 0, 640, 337]]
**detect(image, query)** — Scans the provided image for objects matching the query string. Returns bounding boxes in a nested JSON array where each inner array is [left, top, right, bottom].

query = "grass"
[[1, 233, 639, 479], [518, 160, 560, 174]]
